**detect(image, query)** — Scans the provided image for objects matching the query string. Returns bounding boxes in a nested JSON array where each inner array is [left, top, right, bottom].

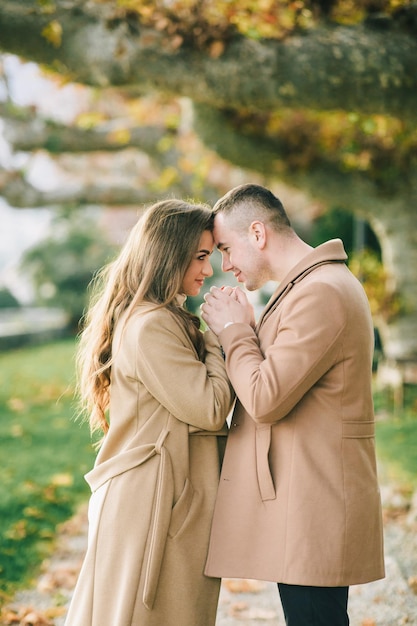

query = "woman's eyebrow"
[[197, 248, 212, 255]]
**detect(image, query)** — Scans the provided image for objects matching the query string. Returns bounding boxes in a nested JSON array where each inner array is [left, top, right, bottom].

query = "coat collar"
[[257, 239, 348, 328]]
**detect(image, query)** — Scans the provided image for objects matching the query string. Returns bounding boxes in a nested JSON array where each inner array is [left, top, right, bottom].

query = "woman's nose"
[[203, 259, 214, 277]]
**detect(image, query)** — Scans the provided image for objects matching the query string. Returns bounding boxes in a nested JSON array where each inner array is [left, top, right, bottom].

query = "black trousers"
[[278, 583, 349, 626]]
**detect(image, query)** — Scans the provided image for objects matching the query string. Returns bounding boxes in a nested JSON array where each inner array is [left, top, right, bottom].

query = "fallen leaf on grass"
[[44, 607, 66, 620], [229, 601, 249, 612], [22, 611, 51, 626], [223, 579, 266, 593], [8, 398, 26, 413], [408, 575, 417, 593], [229, 603, 277, 620], [51, 473, 73, 487], [10, 424, 24, 437], [37, 564, 80, 593], [56, 504, 88, 537], [0, 607, 53, 625], [0, 610, 18, 624]]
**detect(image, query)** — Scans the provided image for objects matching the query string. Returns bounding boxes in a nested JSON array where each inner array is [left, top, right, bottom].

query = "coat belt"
[[85, 428, 174, 610]]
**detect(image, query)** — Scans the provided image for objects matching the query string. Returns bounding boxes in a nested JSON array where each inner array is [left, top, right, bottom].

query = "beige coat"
[[65, 303, 234, 626], [205, 239, 385, 587]]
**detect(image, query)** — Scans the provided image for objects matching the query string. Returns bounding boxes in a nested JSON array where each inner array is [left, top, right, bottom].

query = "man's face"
[[213, 213, 269, 291]]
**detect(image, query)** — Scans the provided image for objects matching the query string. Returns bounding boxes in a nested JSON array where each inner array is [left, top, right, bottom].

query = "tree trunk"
[[369, 198, 417, 362]]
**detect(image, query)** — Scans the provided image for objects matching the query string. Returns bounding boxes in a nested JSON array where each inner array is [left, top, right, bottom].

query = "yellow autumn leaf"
[[76, 111, 107, 130], [223, 578, 266, 593], [107, 128, 132, 145], [5, 520, 28, 540], [41, 20, 63, 48], [23, 506, 44, 519], [51, 473, 73, 487], [152, 166, 180, 190], [8, 397, 26, 412]]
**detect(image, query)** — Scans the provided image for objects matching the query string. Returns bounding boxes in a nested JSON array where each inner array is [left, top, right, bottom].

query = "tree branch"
[[0, 103, 174, 154], [0, 167, 189, 207], [1, 0, 416, 121]]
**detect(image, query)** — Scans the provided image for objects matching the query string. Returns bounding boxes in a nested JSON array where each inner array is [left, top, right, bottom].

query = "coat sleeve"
[[134, 310, 234, 431], [219, 281, 348, 424]]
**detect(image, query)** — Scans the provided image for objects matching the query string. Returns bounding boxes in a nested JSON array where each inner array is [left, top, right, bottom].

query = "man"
[[201, 183, 385, 626]]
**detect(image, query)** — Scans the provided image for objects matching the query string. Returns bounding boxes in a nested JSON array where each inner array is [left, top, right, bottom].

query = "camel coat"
[[205, 239, 385, 587], [65, 303, 234, 626]]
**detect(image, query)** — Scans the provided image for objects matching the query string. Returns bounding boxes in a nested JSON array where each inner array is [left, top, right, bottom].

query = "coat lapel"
[[257, 239, 347, 330]]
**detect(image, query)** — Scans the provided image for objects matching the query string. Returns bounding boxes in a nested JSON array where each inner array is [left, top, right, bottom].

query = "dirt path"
[[2, 482, 417, 626]]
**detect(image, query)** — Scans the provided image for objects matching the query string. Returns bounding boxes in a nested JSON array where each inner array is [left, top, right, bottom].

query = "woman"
[[65, 199, 234, 626]]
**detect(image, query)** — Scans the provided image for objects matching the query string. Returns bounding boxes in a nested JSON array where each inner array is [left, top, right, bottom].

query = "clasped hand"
[[200, 286, 255, 336]]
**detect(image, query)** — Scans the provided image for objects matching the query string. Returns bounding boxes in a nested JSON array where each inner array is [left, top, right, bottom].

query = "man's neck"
[[269, 233, 313, 282]]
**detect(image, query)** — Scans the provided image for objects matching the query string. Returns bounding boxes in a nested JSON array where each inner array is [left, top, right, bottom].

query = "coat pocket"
[[255, 425, 276, 501], [342, 420, 375, 438], [168, 478, 195, 538]]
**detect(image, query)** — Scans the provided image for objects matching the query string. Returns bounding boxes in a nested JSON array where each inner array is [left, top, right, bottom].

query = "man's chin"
[[243, 281, 257, 292], [235, 274, 255, 291]]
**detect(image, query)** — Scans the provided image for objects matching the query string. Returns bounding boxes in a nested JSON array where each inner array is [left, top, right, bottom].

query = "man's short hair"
[[213, 183, 292, 234]]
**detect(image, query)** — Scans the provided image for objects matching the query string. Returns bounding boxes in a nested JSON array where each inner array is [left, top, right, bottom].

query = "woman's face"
[[181, 230, 214, 296]]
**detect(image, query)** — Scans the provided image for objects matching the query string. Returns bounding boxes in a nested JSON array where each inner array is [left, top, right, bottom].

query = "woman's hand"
[[200, 286, 255, 335]]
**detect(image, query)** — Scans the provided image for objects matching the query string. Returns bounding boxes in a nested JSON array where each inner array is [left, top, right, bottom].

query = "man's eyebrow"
[[216, 242, 225, 250]]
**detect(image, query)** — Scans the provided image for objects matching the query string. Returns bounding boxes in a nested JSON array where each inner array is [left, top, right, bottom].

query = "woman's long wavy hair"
[[77, 199, 214, 439]]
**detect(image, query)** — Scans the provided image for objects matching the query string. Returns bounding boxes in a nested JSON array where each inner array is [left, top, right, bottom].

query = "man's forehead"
[[213, 213, 230, 248]]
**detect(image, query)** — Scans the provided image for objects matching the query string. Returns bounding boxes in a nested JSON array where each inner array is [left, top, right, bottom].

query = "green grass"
[[0, 339, 95, 601], [375, 384, 417, 489]]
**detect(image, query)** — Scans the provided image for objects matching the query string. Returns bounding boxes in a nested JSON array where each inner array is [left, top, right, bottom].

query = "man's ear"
[[249, 221, 266, 249]]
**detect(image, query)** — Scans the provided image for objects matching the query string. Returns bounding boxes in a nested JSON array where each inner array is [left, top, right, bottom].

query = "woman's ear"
[[249, 221, 266, 249]]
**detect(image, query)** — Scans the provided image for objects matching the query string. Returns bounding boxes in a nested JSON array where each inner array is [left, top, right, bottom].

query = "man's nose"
[[222, 256, 233, 272]]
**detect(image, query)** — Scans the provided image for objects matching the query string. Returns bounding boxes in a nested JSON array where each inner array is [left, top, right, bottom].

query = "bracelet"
[[223, 321, 235, 329]]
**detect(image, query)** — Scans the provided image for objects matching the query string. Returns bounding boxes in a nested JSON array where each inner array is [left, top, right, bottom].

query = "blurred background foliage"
[[19, 208, 117, 330], [112, 0, 413, 44]]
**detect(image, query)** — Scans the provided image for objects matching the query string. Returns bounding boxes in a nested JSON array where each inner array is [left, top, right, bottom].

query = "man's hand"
[[200, 286, 255, 335]]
